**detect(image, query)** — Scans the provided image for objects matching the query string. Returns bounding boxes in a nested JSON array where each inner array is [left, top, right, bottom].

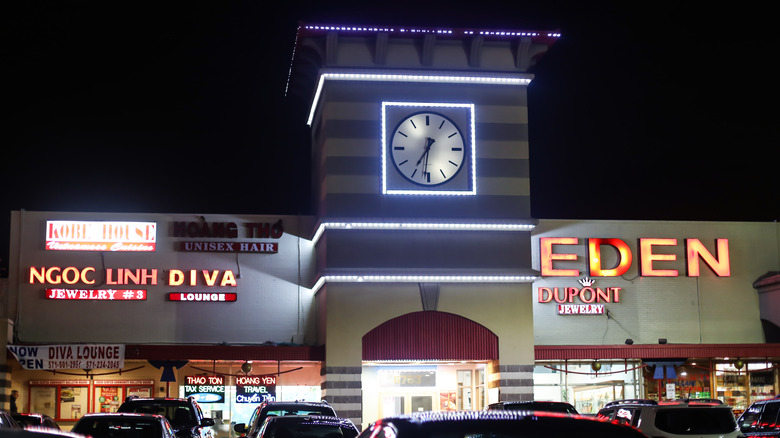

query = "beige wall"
[[323, 282, 535, 367], [532, 220, 778, 345]]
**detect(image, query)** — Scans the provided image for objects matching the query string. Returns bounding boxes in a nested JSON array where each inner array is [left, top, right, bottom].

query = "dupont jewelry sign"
[[8, 344, 125, 370]]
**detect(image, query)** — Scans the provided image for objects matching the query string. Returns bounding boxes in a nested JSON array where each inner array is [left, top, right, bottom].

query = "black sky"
[[3, 1, 779, 274]]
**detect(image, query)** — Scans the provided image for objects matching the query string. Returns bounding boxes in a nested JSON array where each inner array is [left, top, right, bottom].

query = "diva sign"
[[8, 344, 124, 370]]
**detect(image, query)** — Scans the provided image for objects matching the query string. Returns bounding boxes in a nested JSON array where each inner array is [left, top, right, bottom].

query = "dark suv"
[[738, 397, 780, 437], [597, 399, 741, 438], [487, 401, 578, 414], [117, 396, 215, 438], [258, 415, 358, 438], [233, 401, 336, 438]]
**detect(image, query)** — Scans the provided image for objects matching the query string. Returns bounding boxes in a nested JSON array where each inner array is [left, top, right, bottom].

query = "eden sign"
[[540, 237, 730, 277]]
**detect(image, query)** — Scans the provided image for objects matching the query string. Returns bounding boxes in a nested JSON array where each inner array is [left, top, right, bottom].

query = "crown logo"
[[578, 277, 595, 287]]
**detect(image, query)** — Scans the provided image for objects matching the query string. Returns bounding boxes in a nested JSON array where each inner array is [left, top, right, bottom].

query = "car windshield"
[[266, 423, 355, 438], [503, 403, 577, 414], [121, 403, 195, 428], [73, 417, 163, 438], [654, 408, 738, 434]]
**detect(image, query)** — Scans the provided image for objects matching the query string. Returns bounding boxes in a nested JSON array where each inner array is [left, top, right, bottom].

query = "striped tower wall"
[[497, 364, 534, 401], [321, 366, 362, 426]]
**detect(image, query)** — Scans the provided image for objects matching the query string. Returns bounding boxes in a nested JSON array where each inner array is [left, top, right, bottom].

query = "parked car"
[[359, 410, 651, 438], [596, 399, 741, 438], [257, 415, 358, 438], [116, 397, 214, 438], [11, 414, 59, 431], [0, 412, 21, 429], [737, 396, 780, 437], [486, 400, 579, 414], [0, 428, 86, 438], [71, 413, 176, 438], [233, 401, 336, 438]]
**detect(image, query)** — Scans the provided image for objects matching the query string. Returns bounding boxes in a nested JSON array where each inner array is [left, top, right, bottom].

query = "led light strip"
[[301, 24, 561, 39], [306, 72, 532, 126], [312, 274, 537, 294], [312, 221, 535, 245]]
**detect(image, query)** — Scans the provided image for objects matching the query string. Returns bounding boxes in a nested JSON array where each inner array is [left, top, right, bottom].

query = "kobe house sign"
[[538, 237, 731, 315]]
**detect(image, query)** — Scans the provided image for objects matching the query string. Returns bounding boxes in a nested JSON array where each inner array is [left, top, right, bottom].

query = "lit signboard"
[[235, 375, 276, 403], [46, 221, 157, 252], [46, 289, 147, 300], [168, 293, 237, 302], [540, 237, 730, 277], [184, 376, 225, 403]]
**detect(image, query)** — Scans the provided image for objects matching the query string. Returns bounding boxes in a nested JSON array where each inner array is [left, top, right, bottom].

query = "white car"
[[597, 399, 743, 438]]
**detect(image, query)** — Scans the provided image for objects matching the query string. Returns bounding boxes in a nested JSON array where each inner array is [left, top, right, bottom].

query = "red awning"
[[124, 344, 325, 361], [535, 343, 780, 360]]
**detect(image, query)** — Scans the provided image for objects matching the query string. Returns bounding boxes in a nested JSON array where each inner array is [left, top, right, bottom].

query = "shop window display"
[[533, 361, 641, 415], [716, 363, 748, 414]]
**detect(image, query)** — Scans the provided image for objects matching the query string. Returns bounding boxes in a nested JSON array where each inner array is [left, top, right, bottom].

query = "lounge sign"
[[8, 344, 125, 370], [46, 221, 157, 252]]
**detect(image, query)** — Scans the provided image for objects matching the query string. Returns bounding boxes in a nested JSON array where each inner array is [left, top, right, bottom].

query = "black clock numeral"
[[398, 160, 408, 166], [411, 169, 418, 178], [451, 147, 462, 151], [448, 160, 458, 167], [438, 120, 445, 129], [410, 120, 417, 129], [448, 132, 458, 138], [397, 131, 408, 138], [394, 146, 405, 150], [425, 115, 430, 125], [440, 169, 447, 179]]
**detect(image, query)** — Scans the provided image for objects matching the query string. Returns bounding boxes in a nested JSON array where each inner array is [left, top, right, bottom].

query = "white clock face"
[[389, 111, 466, 186]]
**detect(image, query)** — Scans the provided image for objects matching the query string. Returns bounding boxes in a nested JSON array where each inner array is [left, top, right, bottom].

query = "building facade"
[[3, 23, 780, 433]]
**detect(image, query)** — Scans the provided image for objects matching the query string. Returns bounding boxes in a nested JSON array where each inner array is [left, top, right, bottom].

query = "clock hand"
[[416, 137, 436, 166]]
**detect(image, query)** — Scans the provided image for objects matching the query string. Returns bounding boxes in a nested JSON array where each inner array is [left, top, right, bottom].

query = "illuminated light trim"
[[312, 274, 537, 294], [382, 101, 476, 196], [300, 24, 561, 39], [311, 221, 535, 245], [307, 72, 532, 126]]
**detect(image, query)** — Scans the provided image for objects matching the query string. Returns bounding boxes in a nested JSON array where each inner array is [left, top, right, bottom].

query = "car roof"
[[371, 411, 648, 437], [262, 401, 331, 407], [78, 413, 166, 419], [265, 415, 353, 425], [0, 429, 85, 438]]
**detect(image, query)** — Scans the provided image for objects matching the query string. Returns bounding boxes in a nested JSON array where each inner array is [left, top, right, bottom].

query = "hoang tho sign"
[[8, 344, 125, 370]]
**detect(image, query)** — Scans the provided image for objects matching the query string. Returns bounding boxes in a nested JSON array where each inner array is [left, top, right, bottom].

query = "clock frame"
[[382, 102, 475, 195]]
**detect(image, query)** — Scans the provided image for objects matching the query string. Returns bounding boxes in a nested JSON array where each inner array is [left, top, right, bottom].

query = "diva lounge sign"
[[8, 344, 124, 370]]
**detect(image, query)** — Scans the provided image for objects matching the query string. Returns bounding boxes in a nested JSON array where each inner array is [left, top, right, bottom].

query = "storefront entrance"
[[365, 362, 487, 423]]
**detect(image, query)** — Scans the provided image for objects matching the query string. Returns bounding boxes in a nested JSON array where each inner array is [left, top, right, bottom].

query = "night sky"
[[4, 2, 779, 274]]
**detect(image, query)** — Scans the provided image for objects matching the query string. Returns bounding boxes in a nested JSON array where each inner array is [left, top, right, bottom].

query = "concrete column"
[[497, 364, 534, 402], [321, 366, 362, 426]]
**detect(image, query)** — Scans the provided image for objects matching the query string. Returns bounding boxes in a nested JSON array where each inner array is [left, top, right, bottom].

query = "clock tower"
[[288, 23, 558, 426]]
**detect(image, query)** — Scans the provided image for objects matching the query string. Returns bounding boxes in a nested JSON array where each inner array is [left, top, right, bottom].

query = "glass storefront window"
[[747, 362, 776, 402], [533, 361, 641, 415], [362, 362, 488, 426], [715, 363, 747, 413]]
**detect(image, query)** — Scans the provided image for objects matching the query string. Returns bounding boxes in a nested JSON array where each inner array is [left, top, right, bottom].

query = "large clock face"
[[389, 111, 466, 186]]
